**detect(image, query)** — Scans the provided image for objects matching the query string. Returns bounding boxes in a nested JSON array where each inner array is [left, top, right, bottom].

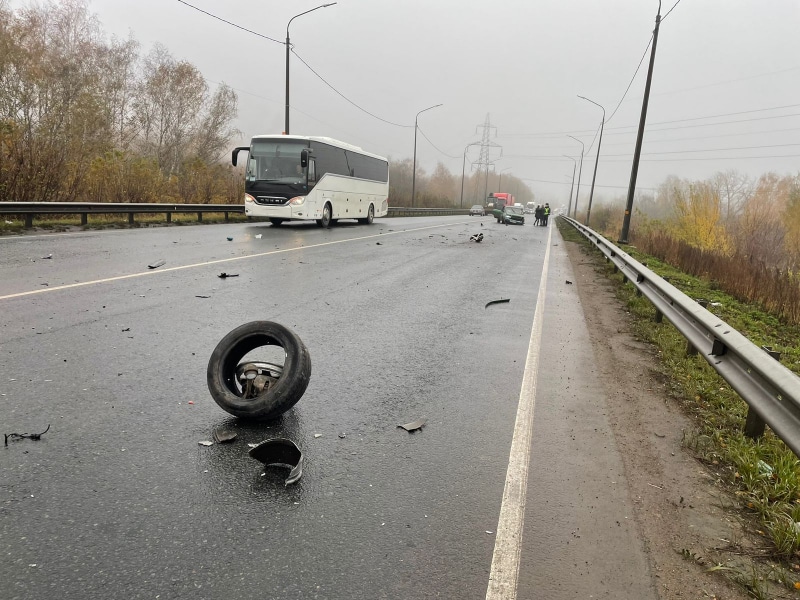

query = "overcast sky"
[[16, 0, 800, 205]]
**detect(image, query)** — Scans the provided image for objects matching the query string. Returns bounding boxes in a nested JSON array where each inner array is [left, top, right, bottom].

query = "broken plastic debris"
[[484, 298, 510, 309], [255, 234, 263, 239], [398, 419, 426, 432], [565, 280, 573, 285], [217, 273, 239, 279], [4, 424, 50, 446], [195, 295, 210, 299], [338, 433, 346, 439], [469, 233, 484, 242], [226, 237, 233, 241], [41, 254, 53, 259], [198, 440, 214, 446], [148, 259, 166, 269], [212, 428, 237, 443], [249, 438, 303, 485]]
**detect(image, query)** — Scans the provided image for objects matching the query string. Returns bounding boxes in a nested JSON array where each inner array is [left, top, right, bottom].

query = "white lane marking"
[[485, 223, 553, 600], [0, 221, 468, 301]]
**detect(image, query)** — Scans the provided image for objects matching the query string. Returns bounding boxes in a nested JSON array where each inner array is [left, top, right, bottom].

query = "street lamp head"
[[578, 95, 606, 118], [567, 135, 585, 153]]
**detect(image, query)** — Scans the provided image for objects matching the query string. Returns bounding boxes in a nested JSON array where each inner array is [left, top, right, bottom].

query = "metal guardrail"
[[0, 202, 244, 228], [0, 202, 470, 228], [562, 216, 800, 456], [388, 207, 470, 217]]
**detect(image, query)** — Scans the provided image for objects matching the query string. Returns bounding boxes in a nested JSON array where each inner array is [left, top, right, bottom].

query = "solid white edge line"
[[485, 223, 553, 600], [0, 221, 468, 301]]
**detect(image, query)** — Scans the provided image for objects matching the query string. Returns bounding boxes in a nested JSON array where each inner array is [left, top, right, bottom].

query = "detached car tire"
[[207, 321, 312, 420]]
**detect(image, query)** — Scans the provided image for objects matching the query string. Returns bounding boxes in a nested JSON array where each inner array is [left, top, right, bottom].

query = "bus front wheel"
[[206, 321, 312, 421], [358, 204, 374, 225], [316, 203, 332, 228]]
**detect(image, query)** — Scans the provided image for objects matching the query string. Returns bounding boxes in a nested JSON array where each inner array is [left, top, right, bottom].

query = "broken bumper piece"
[[248, 438, 303, 485]]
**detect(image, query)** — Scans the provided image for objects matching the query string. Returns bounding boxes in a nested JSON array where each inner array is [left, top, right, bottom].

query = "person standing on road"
[[543, 203, 551, 226], [534, 205, 542, 226]]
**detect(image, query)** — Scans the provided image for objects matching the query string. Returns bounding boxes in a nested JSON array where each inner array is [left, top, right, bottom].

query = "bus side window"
[[308, 159, 317, 182]]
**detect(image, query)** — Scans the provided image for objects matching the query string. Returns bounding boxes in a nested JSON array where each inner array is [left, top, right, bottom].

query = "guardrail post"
[[654, 310, 663, 323], [80, 213, 87, 226], [166, 213, 172, 223], [744, 346, 782, 440], [224, 211, 230, 222], [128, 213, 134, 225], [25, 214, 33, 228], [197, 212, 203, 223], [686, 340, 698, 356]]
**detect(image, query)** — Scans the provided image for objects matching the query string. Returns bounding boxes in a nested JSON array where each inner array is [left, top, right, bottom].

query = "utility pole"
[[619, 1, 662, 243]]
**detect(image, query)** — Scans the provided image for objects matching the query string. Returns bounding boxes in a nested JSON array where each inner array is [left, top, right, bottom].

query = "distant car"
[[502, 205, 525, 225], [469, 205, 485, 216]]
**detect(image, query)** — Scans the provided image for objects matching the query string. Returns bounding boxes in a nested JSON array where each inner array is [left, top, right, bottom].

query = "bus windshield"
[[246, 139, 307, 183]]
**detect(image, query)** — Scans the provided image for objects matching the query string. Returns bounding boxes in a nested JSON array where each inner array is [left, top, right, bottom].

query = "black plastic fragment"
[[485, 298, 510, 309], [249, 438, 303, 485], [148, 259, 166, 269], [218, 272, 239, 279]]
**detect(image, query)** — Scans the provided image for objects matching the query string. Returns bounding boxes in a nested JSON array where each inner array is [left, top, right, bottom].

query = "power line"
[[654, 66, 800, 97], [607, 34, 653, 124], [175, 0, 412, 129], [175, 0, 283, 45], [416, 126, 461, 159], [499, 104, 800, 139], [661, 0, 683, 22], [290, 49, 412, 128]]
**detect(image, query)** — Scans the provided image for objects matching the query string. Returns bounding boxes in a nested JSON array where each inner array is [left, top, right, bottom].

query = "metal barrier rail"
[[562, 216, 800, 456], [388, 207, 471, 217], [0, 202, 244, 228], [0, 202, 470, 228]]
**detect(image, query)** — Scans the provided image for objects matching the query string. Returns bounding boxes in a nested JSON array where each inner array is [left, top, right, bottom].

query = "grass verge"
[[558, 218, 800, 598]]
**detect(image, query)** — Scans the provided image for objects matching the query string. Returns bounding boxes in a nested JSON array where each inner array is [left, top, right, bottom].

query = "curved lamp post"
[[411, 103, 443, 207], [285, 3, 336, 135], [498, 167, 512, 192], [460, 142, 481, 208], [567, 135, 584, 218], [578, 95, 606, 227], [563, 155, 577, 217]]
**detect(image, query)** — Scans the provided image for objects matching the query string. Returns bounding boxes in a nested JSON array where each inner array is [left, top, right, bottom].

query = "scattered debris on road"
[[226, 237, 233, 241], [195, 295, 211, 299], [41, 254, 53, 259], [484, 298, 510, 309], [198, 440, 214, 446], [213, 428, 237, 444], [566, 280, 573, 285], [249, 438, 303, 485], [338, 433, 346, 439], [4, 424, 50, 446], [148, 259, 166, 269], [122, 327, 130, 332], [255, 234, 263, 239], [217, 272, 239, 279], [398, 419, 426, 432], [470, 233, 484, 243]]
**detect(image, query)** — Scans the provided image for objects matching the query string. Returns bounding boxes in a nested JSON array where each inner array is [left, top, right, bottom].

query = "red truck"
[[488, 192, 515, 210]]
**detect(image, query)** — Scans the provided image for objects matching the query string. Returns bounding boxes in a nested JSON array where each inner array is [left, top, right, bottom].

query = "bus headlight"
[[289, 196, 306, 206], [245, 194, 255, 203]]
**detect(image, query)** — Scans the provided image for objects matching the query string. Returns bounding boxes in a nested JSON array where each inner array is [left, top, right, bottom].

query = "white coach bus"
[[232, 135, 389, 227]]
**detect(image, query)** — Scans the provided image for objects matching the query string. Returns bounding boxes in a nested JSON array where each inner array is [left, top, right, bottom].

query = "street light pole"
[[578, 95, 606, 227], [619, 0, 662, 244], [498, 167, 511, 192], [411, 103, 442, 207], [285, 3, 336, 135], [567, 135, 584, 219], [460, 142, 480, 208], [563, 155, 577, 217]]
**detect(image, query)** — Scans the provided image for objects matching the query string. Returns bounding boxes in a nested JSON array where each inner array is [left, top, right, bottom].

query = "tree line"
[[585, 170, 800, 323]]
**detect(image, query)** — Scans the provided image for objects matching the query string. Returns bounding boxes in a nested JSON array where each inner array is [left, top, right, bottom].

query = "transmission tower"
[[470, 114, 503, 204]]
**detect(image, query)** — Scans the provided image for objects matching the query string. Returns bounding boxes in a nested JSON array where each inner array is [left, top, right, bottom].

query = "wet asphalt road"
[[0, 216, 656, 599]]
